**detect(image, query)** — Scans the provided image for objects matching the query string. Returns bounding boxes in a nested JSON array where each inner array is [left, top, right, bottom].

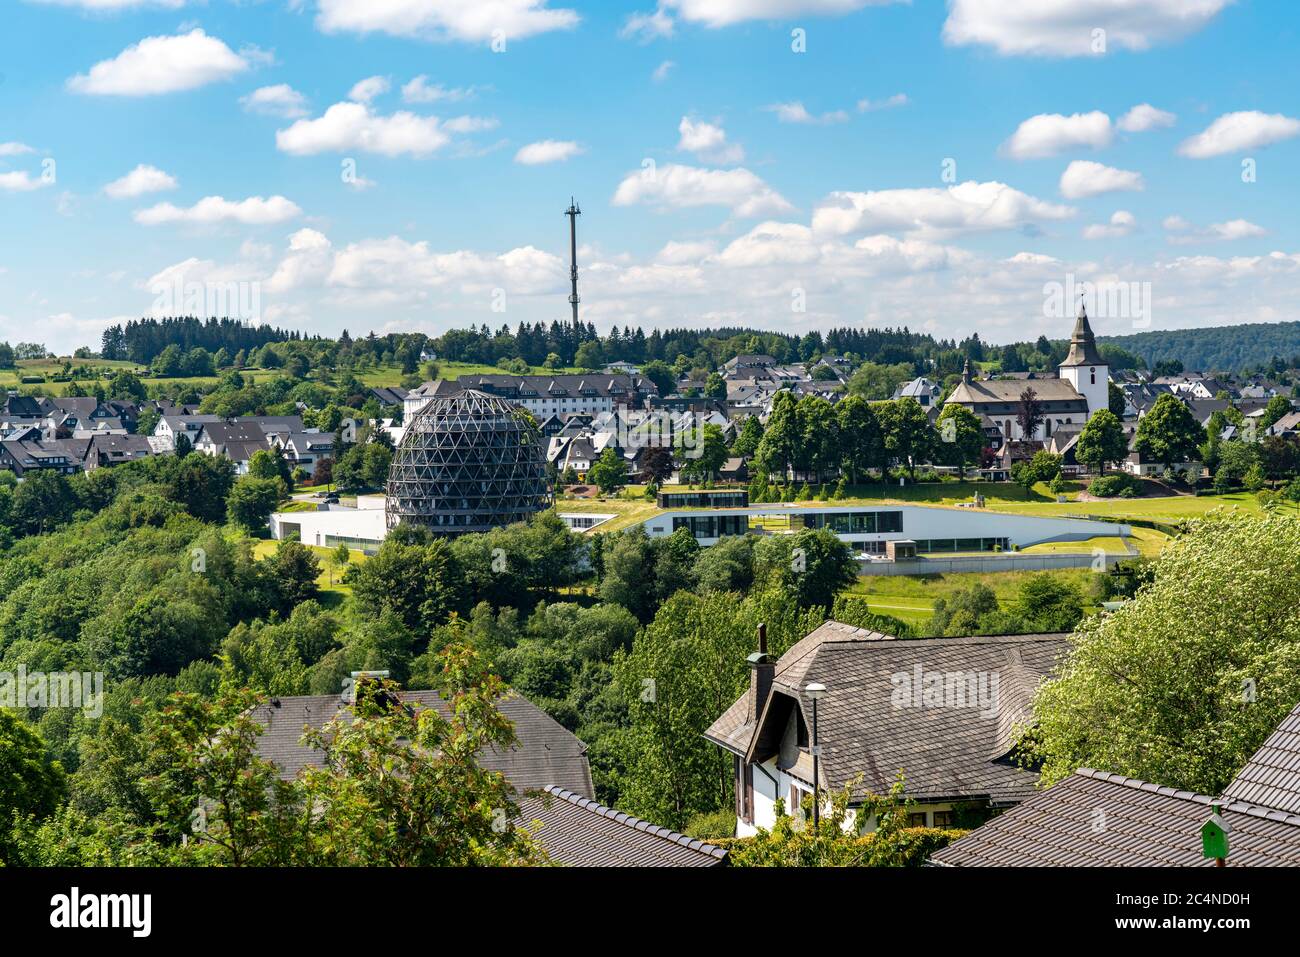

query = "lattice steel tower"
[[385, 389, 552, 535]]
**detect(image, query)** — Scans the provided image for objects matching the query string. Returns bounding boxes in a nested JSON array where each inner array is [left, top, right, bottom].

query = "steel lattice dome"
[[385, 389, 552, 535]]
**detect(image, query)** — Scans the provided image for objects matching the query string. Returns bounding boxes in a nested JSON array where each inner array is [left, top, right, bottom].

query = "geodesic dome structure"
[[385, 389, 552, 535]]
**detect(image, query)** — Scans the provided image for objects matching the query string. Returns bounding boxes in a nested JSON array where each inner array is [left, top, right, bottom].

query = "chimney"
[[746, 622, 776, 722]]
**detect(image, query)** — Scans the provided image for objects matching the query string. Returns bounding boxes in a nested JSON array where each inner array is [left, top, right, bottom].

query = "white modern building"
[[632, 502, 1127, 554]]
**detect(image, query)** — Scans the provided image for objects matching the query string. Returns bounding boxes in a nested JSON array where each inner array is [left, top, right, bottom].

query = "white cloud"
[[612, 163, 792, 218], [1165, 216, 1267, 244], [103, 164, 178, 199], [348, 76, 391, 104], [856, 93, 908, 112], [1082, 209, 1137, 239], [327, 236, 563, 297], [315, 0, 580, 44], [621, 8, 674, 40], [276, 102, 450, 157], [241, 84, 310, 118], [652, 60, 675, 82], [134, 195, 302, 226], [0, 170, 52, 192], [766, 102, 849, 125], [658, 0, 902, 29], [1059, 160, 1144, 199], [812, 180, 1075, 240], [442, 115, 498, 133], [67, 29, 251, 96], [1002, 111, 1113, 159], [943, 0, 1233, 57], [0, 142, 35, 157], [655, 239, 716, 264], [266, 228, 334, 293], [514, 140, 583, 164], [1005, 251, 1060, 265], [677, 116, 744, 164], [1177, 111, 1300, 158], [401, 75, 476, 103], [1117, 103, 1175, 132]]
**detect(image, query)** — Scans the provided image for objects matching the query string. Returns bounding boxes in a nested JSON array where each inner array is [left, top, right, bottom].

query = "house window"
[[735, 757, 754, 825], [932, 810, 954, 828], [907, 812, 927, 827]]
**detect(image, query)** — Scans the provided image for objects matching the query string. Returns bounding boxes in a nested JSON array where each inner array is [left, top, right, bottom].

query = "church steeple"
[[1060, 301, 1104, 367]]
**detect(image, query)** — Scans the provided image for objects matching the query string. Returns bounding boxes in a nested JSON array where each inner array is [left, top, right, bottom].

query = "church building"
[[944, 305, 1108, 442]]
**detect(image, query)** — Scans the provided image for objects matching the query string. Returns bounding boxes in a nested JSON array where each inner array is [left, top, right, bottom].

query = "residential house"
[[404, 374, 657, 421], [892, 377, 943, 407], [706, 621, 1070, 836]]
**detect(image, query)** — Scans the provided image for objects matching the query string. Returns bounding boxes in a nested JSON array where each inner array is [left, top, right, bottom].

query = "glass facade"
[[912, 537, 1009, 553], [658, 490, 749, 509], [801, 510, 903, 534], [671, 515, 750, 539]]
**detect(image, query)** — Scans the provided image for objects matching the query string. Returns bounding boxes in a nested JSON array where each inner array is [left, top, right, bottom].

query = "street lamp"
[[805, 682, 827, 830]]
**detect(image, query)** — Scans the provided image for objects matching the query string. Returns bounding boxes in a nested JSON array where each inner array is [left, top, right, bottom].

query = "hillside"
[[1100, 320, 1300, 373]]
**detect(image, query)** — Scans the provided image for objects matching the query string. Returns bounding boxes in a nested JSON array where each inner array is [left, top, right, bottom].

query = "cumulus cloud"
[[621, 8, 674, 40], [103, 164, 178, 199], [1177, 111, 1300, 158], [677, 117, 744, 164], [766, 102, 849, 125], [315, 0, 580, 44], [1082, 210, 1137, 239], [811, 180, 1075, 240], [0, 170, 52, 192], [266, 228, 334, 293], [241, 84, 310, 118], [1117, 103, 1176, 132], [514, 140, 583, 164], [1059, 160, 1144, 199], [1165, 216, 1267, 244], [612, 163, 792, 218], [1002, 111, 1113, 159], [133, 195, 302, 226], [943, 0, 1233, 57], [0, 142, 35, 157], [348, 76, 391, 104], [276, 102, 450, 157], [67, 29, 252, 96], [656, 0, 902, 29], [856, 93, 908, 112], [401, 76, 477, 103], [327, 236, 563, 297]]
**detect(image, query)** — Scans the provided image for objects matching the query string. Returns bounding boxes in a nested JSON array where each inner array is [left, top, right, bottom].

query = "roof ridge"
[[1074, 768, 1300, 826], [542, 785, 727, 859]]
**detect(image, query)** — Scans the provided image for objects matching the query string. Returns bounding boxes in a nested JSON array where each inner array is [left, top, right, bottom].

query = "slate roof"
[[705, 622, 1069, 804], [519, 786, 727, 867], [1059, 308, 1105, 367], [1222, 702, 1300, 814], [946, 376, 1086, 410], [930, 768, 1300, 867], [251, 689, 594, 797]]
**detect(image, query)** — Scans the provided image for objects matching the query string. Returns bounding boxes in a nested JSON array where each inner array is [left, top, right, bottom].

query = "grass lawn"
[[843, 567, 1097, 627], [252, 539, 367, 606]]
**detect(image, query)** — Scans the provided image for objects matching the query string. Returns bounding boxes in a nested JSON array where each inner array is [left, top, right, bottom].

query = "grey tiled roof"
[[251, 689, 594, 797], [706, 622, 1069, 804], [519, 786, 727, 867], [1222, 702, 1300, 814], [931, 768, 1300, 866]]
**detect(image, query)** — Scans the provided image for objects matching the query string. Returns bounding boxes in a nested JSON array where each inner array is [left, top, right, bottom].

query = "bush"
[[1088, 473, 1139, 498], [684, 809, 736, 840]]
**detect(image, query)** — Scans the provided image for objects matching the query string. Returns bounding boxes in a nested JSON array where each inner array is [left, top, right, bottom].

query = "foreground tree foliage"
[[1033, 512, 1300, 793], [4, 646, 546, 866], [727, 777, 966, 867]]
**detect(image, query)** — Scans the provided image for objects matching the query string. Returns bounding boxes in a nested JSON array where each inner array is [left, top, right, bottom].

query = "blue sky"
[[2, 0, 1299, 354]]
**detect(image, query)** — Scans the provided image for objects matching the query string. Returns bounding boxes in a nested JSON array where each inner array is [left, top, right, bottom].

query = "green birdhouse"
[[1201, 804, 1230, 863]]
